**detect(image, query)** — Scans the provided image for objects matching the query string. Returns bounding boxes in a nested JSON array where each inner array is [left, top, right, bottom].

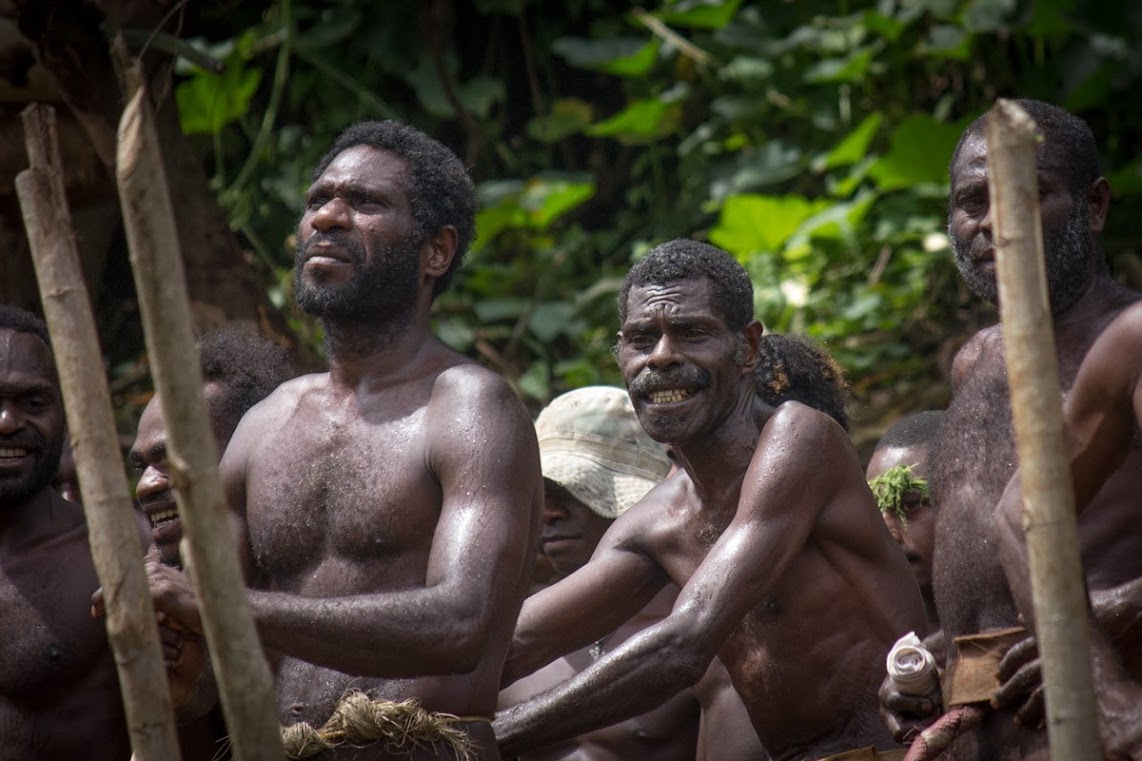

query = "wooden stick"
[[986, 98, 1101, 760], [15, 103, 182, 761], [115, 82, 284, 760]]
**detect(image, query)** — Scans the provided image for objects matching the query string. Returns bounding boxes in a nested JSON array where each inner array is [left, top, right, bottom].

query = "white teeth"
[[649, 389, 691, 404], [149, 509, 179, 525], [0, 447, 29, 458]]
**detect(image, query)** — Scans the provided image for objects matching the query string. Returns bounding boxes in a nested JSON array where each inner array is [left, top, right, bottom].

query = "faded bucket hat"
[[534, 386, 672, 519]]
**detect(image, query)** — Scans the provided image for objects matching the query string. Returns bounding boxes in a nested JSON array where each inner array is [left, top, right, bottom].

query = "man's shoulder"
[[949, 325, 1002, 388], [428, 359, 525, 412]]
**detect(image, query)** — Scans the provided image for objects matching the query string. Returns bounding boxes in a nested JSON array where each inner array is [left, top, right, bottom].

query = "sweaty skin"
[[692, 657, 769, 761], [0, 330, 131, 761], [146, 145, 543, 760], [995, 301, 1142, 757], [921, 132, 1142, 761], [497, 278, 926, 761], [499, 481, 702, 761]]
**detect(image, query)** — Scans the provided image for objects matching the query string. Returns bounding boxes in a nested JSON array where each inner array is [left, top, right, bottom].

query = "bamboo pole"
[[15, 103, 182, 761], [986, 98, 1101, 760], [115, 82, 284, 760]]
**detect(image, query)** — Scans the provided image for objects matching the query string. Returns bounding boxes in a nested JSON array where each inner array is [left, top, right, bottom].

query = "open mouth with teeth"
[[149, 508, 180, 528], [0, 446, 30, 458], [647, 388, 695, 405]]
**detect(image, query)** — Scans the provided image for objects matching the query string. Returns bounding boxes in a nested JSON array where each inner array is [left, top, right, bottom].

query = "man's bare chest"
[[244, 412, 441, 582], [0, 554, 107, 697]]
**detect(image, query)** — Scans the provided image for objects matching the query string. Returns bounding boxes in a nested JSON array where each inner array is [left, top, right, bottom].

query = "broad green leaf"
[[517, 360, 550, 401], [527, 98, 594, 143], [552, 37, 658, 76], [519, 175, 596, 229], [587, 99, 681, 144], [474, 298, 529, 323], [176, 59, 262, 135], [804, 44, 880, 84], [435, 318, 475, 351], [818, 113, 883, 171], [709, 194, 830, 255], [658, 0, 745, 29], [868, 114, 963, 191], [293, 7, 360, 51], [529, 302, 576, 342], [718, 56, 774, 84], [963, 0, 1018, 32], [919, 25, 971, 60]]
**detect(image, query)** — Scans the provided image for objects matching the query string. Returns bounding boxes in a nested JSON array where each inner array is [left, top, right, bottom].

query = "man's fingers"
[[91, 587, 106, 618], [992, 660, 1041, 710], [1015, 687, 1045, 728], [997, 636, 1038, 682]]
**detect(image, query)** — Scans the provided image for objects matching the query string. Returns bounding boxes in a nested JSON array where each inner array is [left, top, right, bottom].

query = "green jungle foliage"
[[172, 0, 1142, 410]]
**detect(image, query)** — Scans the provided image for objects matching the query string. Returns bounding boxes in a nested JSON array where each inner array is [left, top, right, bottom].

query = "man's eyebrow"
[[130, 442, 166, 463], [0, 380, 57, 395]]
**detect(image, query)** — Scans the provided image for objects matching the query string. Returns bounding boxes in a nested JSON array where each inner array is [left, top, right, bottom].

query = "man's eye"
[[22, 396, 50, 412], [305, 196, 328, 210]]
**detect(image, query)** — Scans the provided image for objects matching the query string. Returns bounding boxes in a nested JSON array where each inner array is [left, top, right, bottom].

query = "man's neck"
[[322, 311, 436, 390], [672, 389, 768, 504], [1053, 271, 1136, 332], [0, 487, 60, 551]]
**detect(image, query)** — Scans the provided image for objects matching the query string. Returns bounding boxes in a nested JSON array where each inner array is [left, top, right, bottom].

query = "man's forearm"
[[1092, 577, 1142, 647], [495, 622, 709, 756], [247, 587, 489, 677]]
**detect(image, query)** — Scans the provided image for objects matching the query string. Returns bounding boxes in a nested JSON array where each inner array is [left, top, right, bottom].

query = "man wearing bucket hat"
[[500, 386, 702, 761]]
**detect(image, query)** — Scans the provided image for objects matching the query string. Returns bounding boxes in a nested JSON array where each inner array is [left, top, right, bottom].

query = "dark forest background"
[[3, 0, 1142, 448]]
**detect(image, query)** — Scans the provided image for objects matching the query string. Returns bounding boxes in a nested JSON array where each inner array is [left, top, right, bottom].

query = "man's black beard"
[[294, 231, 421, 325], [0, 431, 64, 506], [950, 200, 1095, 313]]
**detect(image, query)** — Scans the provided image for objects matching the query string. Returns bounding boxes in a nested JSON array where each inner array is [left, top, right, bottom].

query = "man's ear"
[[740, 320, 764, 373], [1087, 177, 1111, 234], [422, 225, 459, 281]]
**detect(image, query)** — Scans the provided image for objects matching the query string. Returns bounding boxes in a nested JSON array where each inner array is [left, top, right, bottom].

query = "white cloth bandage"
[[887, 631, 938, 696]]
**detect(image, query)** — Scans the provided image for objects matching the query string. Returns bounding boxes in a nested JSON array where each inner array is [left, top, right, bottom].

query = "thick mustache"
[[297, 233, 365, 264], [629, 367, 710, 396], [0, 434, 42, 451]]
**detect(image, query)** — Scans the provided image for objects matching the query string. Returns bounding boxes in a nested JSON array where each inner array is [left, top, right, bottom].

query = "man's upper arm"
[[1064, 310, 1142, 512], [672, 406, 832, 648], [423, 369, 542, 638]]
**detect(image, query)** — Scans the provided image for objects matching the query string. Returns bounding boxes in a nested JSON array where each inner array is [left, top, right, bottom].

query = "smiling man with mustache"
[[497, 240, 926, 761], [0, 305, 132, 761]]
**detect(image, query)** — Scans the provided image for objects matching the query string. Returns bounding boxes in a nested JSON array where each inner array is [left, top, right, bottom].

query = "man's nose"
[[0, 400, 22, 434], [978, 204, 994, 237], [309, 197, 351, 232], [884, 515, 905, 545], [647, 335, 681, 369], [135, 465, 170, 500], [542, 502, 567, 525]]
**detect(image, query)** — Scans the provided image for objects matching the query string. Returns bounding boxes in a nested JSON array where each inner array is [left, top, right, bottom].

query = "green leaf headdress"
[[868, 463, 929, 524]]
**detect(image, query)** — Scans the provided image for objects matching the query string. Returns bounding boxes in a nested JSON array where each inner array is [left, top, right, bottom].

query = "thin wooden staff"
[[986, 98, 1101, 760], [116, 82, 284, 760], [15, 103, 182, 761]]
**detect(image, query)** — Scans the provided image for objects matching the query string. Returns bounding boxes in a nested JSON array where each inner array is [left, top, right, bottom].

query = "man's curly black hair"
[[756, 333, 851, 431], [312, 120, 477, 299], [0, 305, 51, 346], [950, 98, 1100, 199], [618, 239, 754, 331], [197, 329, 296, 442]]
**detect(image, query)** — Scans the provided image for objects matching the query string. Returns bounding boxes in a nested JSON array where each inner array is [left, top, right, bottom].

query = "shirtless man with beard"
[[496, 239, 925, 761], [881, 100, 1142, 760], [144, 121, 543, 760], [0, 306, 130, 761]]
